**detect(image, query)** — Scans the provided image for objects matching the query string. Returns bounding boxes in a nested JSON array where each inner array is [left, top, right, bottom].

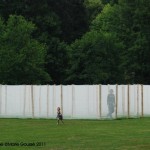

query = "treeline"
[[0, 0, 149, 84]]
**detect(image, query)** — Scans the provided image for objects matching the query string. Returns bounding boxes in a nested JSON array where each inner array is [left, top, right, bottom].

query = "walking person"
[[56, 107, 64, 125]]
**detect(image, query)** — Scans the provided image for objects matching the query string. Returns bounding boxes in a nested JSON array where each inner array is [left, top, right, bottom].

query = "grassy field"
[[0, 118, 150, 150]]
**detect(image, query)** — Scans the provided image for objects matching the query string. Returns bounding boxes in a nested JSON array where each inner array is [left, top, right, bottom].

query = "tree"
[[67, 31, 121, 84], [0, 0, 149, 84], [90, 1, 150, 84], [84, 0, 104, 24], [0, 0, 88, 84], [0, 0, 88, 43], [0, 15, 50, 84], [117, 0, 150, 83], [46, 38, 69, 84]]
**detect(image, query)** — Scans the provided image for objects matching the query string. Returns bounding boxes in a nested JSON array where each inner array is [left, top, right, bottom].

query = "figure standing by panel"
[[107, 89, 115, 119]]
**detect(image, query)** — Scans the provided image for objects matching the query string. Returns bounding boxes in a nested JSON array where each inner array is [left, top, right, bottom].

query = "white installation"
[[0, 85, 150, 119]]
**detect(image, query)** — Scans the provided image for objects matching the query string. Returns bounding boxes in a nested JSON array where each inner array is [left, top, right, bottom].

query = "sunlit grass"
[[0, 118, 150, 150]]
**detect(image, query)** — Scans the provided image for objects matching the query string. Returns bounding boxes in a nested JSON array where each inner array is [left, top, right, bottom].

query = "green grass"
[[0, 118, 150, 150]]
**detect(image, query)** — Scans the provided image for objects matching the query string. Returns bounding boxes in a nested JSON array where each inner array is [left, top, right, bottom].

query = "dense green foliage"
[[0, 15, 50, 84], [67, 31, 122, 84], [0, 118, 150, 149], [0, 0, 149, 84]]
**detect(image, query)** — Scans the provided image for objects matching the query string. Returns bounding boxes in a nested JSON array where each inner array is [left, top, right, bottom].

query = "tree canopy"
[[0, 15, 50, 84], [0, 0, 149, 84]]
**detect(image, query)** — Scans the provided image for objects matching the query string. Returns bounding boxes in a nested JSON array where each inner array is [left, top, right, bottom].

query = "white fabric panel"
[[73, 85, 89, 118], [101, 85, 108, 117], [0, 84, 150, 119], [0, 85, 2, 115], [24, 85, 32, 117], [48, 85, 55, 118], [0, 85, 6, 116], [117, 85, 124, 117], [33, 85, 48, 118], [129, 85, 137, 117], [121, 85, 128, 117], [6, 86, 24, 117], [88, 85, 99, 118], [137, 85, 142, 116], [33, 85, 40, 117], [54, 85, 61, 117], [143, 85, 150, 116], [38, 85, 48, 117], [62, 85, 72, 119]]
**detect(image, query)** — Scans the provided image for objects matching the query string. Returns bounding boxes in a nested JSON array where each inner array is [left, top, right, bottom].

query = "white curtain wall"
[[0, 85, 149, 119]]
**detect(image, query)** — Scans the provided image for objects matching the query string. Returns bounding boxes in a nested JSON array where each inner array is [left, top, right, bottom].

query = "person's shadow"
[[107, 89, 115, 119]]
